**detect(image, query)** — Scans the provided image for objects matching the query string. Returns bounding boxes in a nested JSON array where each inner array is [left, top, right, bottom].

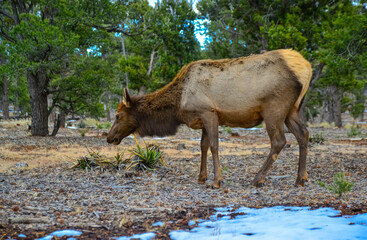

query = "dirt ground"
[[0, 121, 366, 239]]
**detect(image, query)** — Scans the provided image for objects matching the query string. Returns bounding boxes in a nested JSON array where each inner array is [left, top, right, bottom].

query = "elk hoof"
[[212, 180, 223, 189], [198, 176, 207, 184], [295, 177, 308, 187], [251, 178, 265, 188]]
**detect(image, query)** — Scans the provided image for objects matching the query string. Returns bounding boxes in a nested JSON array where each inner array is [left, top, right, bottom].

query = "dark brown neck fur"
[[133, 77, 185, 137]]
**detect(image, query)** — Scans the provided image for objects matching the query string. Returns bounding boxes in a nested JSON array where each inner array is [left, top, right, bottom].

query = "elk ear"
[[123, 88, 132, 108]]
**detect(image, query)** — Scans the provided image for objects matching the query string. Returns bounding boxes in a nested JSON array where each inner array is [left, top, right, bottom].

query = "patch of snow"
[[152, 221, 164, 227], [231, 127, 262, 131], [169, 206, 367, 240], [192, 138, 225, 142], [37, 230, 82, 240], [115, 232, 155, 240], [189, 220, 196, 226]]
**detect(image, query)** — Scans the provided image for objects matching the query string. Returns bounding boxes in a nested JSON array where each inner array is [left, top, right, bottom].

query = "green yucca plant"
[[72, 149, 125, 172], [318, 172, 354, 197], [72, 137, 165, 172], [126, 136, 165, 171]]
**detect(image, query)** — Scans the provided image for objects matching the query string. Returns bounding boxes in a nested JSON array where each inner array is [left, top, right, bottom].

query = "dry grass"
[[0, 133, 270, 173], [0, 120, 30, 129]]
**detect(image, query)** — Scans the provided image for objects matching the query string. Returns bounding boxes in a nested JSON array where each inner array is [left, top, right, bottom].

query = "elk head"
[[107, 88, 137, 145]]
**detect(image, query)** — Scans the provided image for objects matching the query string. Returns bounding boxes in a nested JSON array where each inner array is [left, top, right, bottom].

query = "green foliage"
[[318, 172, 354, 197], [77, 120, 87, 129], [119, 0, 201, 92], [347, 126, 362, 138], [309, 133, 325, 145], [119, 55, 149, 90], [77, 128, 89, 137], [221, 165, 229, 175], [127, 137, 165, 171], [96, 122, 112, 130], [222, 126, 232, 134]]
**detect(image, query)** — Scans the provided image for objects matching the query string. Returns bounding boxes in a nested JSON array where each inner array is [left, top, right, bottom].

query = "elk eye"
[[116, 114, 119, 120]]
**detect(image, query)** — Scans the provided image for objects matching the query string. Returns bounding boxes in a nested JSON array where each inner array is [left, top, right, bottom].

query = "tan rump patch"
[[278, 49, 312, 109], [272, 154, 278, 161]]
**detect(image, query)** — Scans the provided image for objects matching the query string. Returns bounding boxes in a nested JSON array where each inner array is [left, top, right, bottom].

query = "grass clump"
[[318, 172, 354, 198], [78, 128, 89, 137], [347, 125, 362, 138], [309, 133, 325, 144]]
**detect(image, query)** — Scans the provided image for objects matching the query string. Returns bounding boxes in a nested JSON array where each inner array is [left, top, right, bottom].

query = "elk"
[[107, 49, 312, 189]]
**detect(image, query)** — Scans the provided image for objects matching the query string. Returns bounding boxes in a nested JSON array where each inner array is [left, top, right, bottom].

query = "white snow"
[[37, 230, 82, 240], [152, 221, 164, 227], [169, 206, 367, 240], [114, 232, 156, 240]]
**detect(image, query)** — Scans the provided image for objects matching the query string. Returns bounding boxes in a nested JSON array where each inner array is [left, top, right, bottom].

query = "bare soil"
[[0, 123, 366, 239]]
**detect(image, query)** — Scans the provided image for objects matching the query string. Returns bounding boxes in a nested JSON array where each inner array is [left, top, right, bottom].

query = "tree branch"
[[310, 63, 325, 89], [90, 24, 147, 36], [10, 0, 20, 24], [147, 48, 158, 76], [0, 9, 17, 22], [0, 29, 15, 42]]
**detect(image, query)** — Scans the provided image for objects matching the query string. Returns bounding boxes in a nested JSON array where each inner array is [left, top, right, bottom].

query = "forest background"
[[0, 0, 366, 136]]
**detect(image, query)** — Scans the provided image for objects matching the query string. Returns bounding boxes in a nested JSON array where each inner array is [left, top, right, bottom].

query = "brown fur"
[[107, 49, 312, 189]]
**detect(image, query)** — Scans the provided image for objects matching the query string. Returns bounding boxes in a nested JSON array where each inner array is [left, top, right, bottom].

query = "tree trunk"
[[27, 71, 49, 136], [325, 86, 342, 128], [147, 49, 157, 76], [121, 33, 129, 90], [50, 113, 61, 136], [50, 110, 65, 136], [2, 77, 9, 120], [105, 91, 111, 122], [360, 85, 366, 122], [14, 77, 20, 115], [60, 111, 66, 128], [299, 63, 325, 123]]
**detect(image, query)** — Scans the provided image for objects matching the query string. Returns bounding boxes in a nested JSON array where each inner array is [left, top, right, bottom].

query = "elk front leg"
[[198, 128, 209, 184], [201, 111, 223, 189]]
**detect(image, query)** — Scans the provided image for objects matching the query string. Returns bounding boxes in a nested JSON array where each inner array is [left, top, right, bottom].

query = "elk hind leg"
[[285, 110, 309, 186], [198, 128, 209, 184], [252, 120, 286, 187]]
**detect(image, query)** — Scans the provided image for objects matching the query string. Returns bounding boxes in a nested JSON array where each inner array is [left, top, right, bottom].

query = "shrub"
[[223, 125, 232, 134], [77, 120, 87, 129], [309, 133, 325, 144], [347, 125, 362, 138], [318, 172, 354, 197], [85, 118, 99, 127]]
